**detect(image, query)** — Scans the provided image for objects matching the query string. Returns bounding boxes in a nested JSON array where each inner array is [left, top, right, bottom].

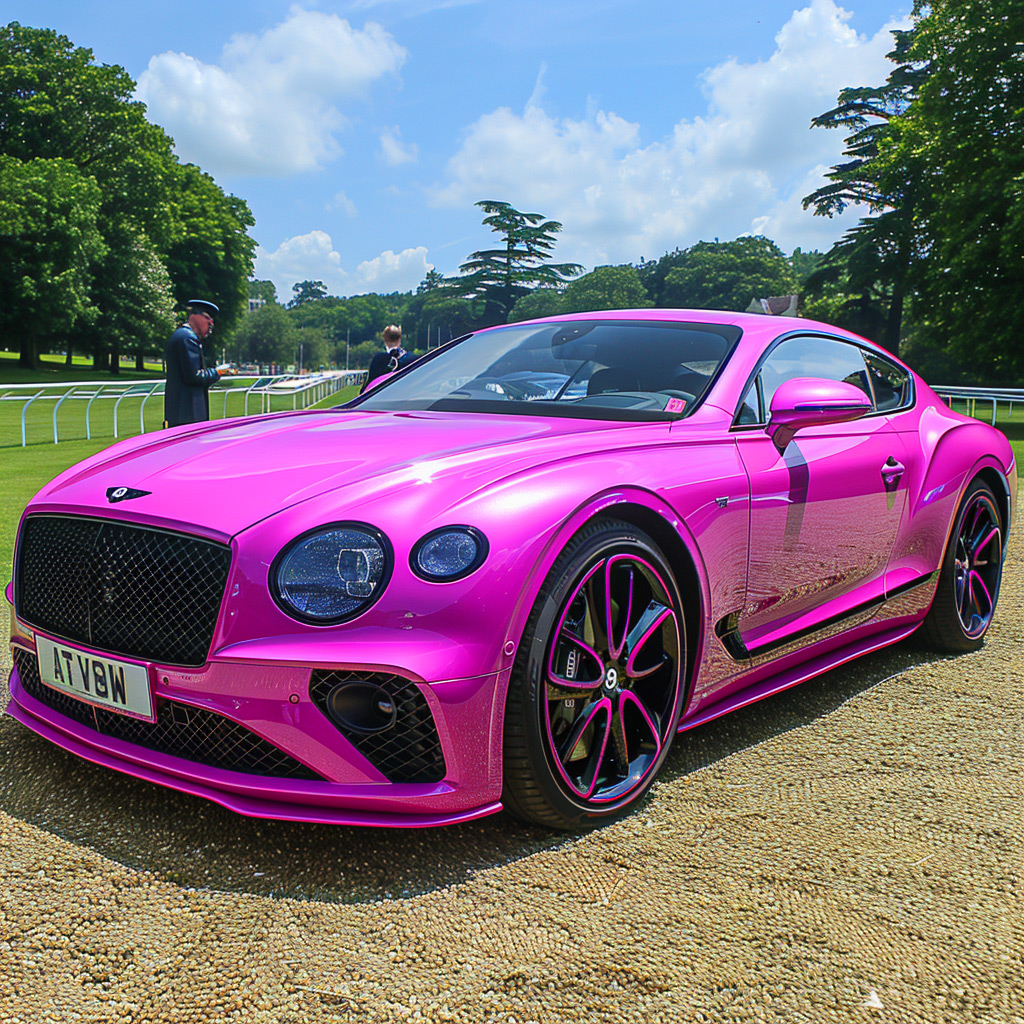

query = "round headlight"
[[411, 527, 488, 582], [272, 524, 392, 623]]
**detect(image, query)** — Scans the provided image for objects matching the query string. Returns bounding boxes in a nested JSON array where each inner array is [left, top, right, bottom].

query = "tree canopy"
[[456, 201, 583, 321], [0, 156, 106, 366], [804, 1, 1024, 377], [659, 237, 796, 311], [0, 22, 255, 369]]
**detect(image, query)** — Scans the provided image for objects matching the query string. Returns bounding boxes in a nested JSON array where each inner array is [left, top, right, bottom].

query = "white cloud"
[[378, 126, 419, 166], [137, 9, 406, 176], [255, 232, 431, 297], [434, 0, 905, 261], [351, 247, 433, 293], [328, 190, 358, 217], [255, 230, 345, 297]]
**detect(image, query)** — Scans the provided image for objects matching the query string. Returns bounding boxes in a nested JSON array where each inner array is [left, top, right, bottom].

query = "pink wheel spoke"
[[953, 496, 1002, 638], [547, 678, 602, 701], [605, 559, 635, 661], [972, 526, 999, 560], [968, 570, 992, 614], [968, 503, 985, 537], [556, 698, 611, 798], [548, 633, 603, 689], [623, 602, 674, 679], [620, 690, 663, 756]]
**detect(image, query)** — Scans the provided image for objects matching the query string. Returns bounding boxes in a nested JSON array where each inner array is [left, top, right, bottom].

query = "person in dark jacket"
[[163, 299, 231, 427], [361, 324, 414, 392]]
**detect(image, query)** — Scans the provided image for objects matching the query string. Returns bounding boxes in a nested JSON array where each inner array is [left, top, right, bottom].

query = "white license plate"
[[36, 636, 154, 720]]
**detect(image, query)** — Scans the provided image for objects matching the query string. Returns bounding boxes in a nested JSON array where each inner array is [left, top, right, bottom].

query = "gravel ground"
[[0, 526, 1020, 1024]]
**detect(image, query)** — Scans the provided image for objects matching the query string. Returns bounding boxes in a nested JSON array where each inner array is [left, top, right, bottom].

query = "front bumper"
[[7, 636, 507, 827]]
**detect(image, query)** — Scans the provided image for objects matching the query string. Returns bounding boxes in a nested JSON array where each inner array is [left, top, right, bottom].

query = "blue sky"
[[17, 0, 908, 299]]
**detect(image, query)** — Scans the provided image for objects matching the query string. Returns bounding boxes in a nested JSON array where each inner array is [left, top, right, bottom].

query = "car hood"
[[29, 409, 665, 538]]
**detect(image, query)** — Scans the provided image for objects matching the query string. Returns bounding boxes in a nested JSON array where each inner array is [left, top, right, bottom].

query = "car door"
[[732, 334, 907, 654]]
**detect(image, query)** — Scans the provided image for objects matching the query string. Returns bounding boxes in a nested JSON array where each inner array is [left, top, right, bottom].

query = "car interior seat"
[[587, 367, 642, 395], [667, 369, 710, 398]]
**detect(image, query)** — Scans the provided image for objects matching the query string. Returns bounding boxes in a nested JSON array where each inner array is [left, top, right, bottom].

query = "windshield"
[[353, 319, 742, 421]]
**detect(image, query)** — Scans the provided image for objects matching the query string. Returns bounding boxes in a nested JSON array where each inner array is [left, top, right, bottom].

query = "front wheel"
[[921, 478, 1005, 652], [502, 519, 686, 830]]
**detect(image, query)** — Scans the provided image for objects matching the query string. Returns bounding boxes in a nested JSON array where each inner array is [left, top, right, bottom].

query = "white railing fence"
[[931, 386, 1023, 426], [1, 371, 367, 447], [2, 375, 1016, 447]]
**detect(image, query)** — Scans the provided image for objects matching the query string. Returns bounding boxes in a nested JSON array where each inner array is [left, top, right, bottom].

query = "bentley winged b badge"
[[106, 486, 151, 503]]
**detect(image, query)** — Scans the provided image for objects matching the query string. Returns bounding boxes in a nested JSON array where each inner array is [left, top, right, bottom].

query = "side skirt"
[[677, 621, 919, 734]]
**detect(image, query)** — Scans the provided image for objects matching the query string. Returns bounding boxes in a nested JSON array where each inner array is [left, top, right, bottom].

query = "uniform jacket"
[[164, 325, 219, 427], [362, 347, 415, 392]]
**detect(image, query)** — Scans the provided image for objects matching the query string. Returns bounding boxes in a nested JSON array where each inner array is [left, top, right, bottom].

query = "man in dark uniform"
[[361, 324, 415, 392], [163, 299, 230, 427]]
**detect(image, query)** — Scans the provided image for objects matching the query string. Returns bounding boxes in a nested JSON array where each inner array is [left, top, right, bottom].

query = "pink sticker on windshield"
[[665, 398, 687, 413]]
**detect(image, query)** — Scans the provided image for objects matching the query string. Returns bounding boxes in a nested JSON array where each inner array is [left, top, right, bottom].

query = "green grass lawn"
[[2, 397, 1021, 589]]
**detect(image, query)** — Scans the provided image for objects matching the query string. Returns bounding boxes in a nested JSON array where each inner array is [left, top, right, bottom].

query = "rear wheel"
[[921, 479, 1004, 651], [502, 519, 686, 830]]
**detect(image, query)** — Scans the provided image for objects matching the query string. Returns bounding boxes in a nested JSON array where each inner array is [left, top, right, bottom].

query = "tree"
[[789, 248, 824, 288], [508, 288, 565, 323], [165, 162, 255, 334], [0, 22, 255, 367], [95, 226, 177, 371], [229, 303, 298, 367], [803, 26, 927, 354], [248, 279, 277, 305], [289, 280, 328, 307], [636, 248, 687, 307], [0, 157, 106, 367], [660, 237, 796, 311], [898, 0, 1024, 377], [295, 326, 328, 372], [456, 201, 582, 321], [561, 265, 652, 314]]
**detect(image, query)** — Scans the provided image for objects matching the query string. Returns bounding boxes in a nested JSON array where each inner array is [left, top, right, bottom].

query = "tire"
[[921, 479, 1005, 652], [502, 518, 687, 830]]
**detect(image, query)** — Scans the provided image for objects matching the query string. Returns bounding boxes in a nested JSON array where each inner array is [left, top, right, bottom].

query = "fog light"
[[326, 681, 398, 734]]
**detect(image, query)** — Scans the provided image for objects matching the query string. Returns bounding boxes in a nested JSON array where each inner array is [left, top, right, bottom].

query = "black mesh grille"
[[310, 670, 446, 783], [16, 514, 232, 666], [13, 648, 323, 781]]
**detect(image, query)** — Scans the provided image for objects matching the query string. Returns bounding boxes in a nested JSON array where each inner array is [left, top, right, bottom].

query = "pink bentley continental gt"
[[5, 311, 1016, 829]]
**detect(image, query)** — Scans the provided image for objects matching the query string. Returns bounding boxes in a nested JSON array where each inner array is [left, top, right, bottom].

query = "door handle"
[[881, 457, 905, 492]]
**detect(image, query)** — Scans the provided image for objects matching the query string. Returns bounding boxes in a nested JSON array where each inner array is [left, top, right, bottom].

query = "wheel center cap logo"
[[604, 667, 618, 689]]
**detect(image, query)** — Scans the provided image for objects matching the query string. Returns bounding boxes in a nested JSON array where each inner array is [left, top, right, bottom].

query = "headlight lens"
[[411, 527, 488, 581], [273, 524, 391, 623]]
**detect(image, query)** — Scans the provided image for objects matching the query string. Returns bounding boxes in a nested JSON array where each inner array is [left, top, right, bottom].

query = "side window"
[[864, 351, 912, 411], [759, 336, 872, 410]]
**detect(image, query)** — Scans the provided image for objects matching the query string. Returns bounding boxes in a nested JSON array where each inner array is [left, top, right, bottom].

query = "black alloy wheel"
[[502, 518, 686, 830], [922, 478, 1005, 652]]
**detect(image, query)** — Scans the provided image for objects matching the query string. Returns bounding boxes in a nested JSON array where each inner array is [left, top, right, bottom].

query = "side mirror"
[[767, 377, 872, 451]]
